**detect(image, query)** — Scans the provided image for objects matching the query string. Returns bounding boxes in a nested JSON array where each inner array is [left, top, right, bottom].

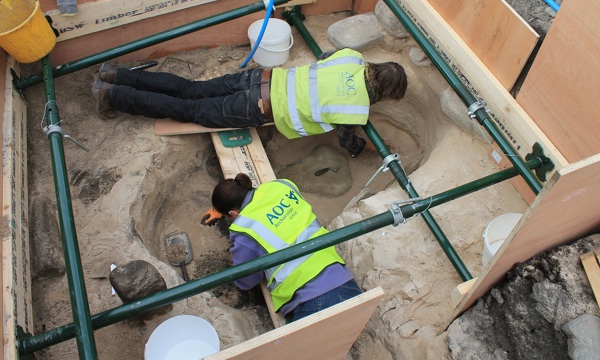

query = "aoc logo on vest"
[[266, 190, 300, 227], [337, 72, 357, 97]]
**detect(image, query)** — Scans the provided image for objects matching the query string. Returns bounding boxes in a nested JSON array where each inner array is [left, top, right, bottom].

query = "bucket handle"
[[258, 36, 294, 53]]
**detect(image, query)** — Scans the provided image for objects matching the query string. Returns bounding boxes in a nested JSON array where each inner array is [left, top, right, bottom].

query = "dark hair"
[[366, 62, 408, 103], [211, 173, 254, 215]]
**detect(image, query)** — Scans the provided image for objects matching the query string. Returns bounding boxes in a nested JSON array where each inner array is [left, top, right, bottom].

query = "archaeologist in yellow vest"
[[211, 173, 362, 322], [93, 48, 408, 158]]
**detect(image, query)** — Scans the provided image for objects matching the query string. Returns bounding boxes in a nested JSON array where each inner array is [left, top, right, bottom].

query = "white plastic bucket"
[[482, 213, 523, 267], [145, 315, 220, 360], [247, 18, 294, 67]]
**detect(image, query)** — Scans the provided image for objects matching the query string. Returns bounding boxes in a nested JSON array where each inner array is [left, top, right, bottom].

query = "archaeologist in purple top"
[[211, 173, 362, 322], [92, 48, 408, 158]]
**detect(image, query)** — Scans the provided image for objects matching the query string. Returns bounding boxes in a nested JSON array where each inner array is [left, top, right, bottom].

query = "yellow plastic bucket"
[[0, 0, 57, 63]]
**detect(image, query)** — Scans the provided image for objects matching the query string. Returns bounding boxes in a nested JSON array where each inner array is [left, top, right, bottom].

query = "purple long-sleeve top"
[[229, 190, 354, 317]]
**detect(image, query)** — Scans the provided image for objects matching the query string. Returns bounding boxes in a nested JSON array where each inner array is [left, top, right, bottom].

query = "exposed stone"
[[374, 0, 409, 38], [110, 260, 172, 320], [327, 13, 383, 51], [448, 234, 600, 359], [562, 314, 600, 360], [408, 47, 431, 68], [440, 88, 486, 141], [29, 196, 65, 280]]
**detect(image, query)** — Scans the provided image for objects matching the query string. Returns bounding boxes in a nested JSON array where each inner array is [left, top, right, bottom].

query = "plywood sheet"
[[427, 0, 538, 91], [206, 287, 384, 360], [399, 0, 567, 184], [516, 0, 600, 163], [451, 152, 600, 320]]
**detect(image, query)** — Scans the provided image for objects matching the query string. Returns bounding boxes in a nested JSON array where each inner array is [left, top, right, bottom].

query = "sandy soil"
[[21, 9, 539, 360]]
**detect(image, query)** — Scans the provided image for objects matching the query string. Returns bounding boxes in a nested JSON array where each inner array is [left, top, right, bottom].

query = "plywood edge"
[[445, 152, 600, 328], [401, 0, 568, 173], [211, 130, 285, 328], [205, 287, 384, 360]]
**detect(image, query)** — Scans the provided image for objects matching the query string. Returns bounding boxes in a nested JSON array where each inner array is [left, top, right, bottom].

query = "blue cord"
[[240, 0, 275, 68], [544, 0, 560, 12]]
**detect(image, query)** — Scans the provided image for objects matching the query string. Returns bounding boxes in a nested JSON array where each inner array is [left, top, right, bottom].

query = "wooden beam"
[[210, 127, 285, 328], [516, 0, 600, 163], [206, 287, 384, 359], [449, 152, 600, 322], [44, 0, 265, 64], [44, 0, 217, 42]]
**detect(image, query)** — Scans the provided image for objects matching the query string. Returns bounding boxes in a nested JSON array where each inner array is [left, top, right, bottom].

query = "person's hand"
[[200, 208, 223, 226]]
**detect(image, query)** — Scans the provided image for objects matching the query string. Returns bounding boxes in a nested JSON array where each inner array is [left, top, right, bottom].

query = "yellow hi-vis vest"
[[270, 48, 371, 139], [228, 180, 345, 312]]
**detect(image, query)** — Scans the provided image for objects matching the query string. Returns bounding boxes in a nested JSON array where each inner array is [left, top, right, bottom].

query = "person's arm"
[[229, 233, 265, 290], [337, 125, 366, 158]]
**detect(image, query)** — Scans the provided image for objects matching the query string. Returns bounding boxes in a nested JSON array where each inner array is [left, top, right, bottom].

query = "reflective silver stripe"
[[267, 253, 312, 292], [286, 68, 308, 137], [266, 218, 323, 291], [318, 55, 365, 68], [234, 215, 289, 250], [321, 104, 370, 115], [307, 62, 334, 132], [274, 179, 299, 194]]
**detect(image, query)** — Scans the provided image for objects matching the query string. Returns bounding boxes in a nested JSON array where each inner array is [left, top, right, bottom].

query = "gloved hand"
[[200, 208, 223, 226]]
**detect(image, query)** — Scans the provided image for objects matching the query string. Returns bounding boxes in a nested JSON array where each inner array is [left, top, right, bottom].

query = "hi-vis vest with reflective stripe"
[[228, 180, 345, 312], [270, 48, 370, 139]]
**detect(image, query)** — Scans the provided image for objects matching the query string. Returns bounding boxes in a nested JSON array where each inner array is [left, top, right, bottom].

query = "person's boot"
[[91, 74, 117, 119], [99, 62, 119, 84]]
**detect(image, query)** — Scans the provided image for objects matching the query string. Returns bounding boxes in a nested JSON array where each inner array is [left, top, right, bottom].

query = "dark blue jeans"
[[286, 279, 363, 323], [109, 68, 267, 128]]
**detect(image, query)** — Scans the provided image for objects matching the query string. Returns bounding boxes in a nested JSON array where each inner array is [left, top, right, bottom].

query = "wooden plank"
[[0, 49, 6, 360], [245, 128, 277, 181], [580, 250, 600, 308], [400, 0, 568, 187], [154, 117, 274, 136], [206, 287, 384, 360], [427, 0, 538, 91], [210, 129, 286, 328], [516, 0, 600, 164], [2, 57, 33, 360], [44, 0, 216, 42], [449, 152, 600, 321]]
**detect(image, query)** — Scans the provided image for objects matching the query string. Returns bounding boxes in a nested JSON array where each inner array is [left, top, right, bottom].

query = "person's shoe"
[[91, 74, 117, 120], [99, 62, 119, 84]]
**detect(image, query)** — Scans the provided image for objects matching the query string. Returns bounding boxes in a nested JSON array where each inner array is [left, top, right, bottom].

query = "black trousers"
[[109, 68, 268, 128], [109, 67, 366, 156]]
